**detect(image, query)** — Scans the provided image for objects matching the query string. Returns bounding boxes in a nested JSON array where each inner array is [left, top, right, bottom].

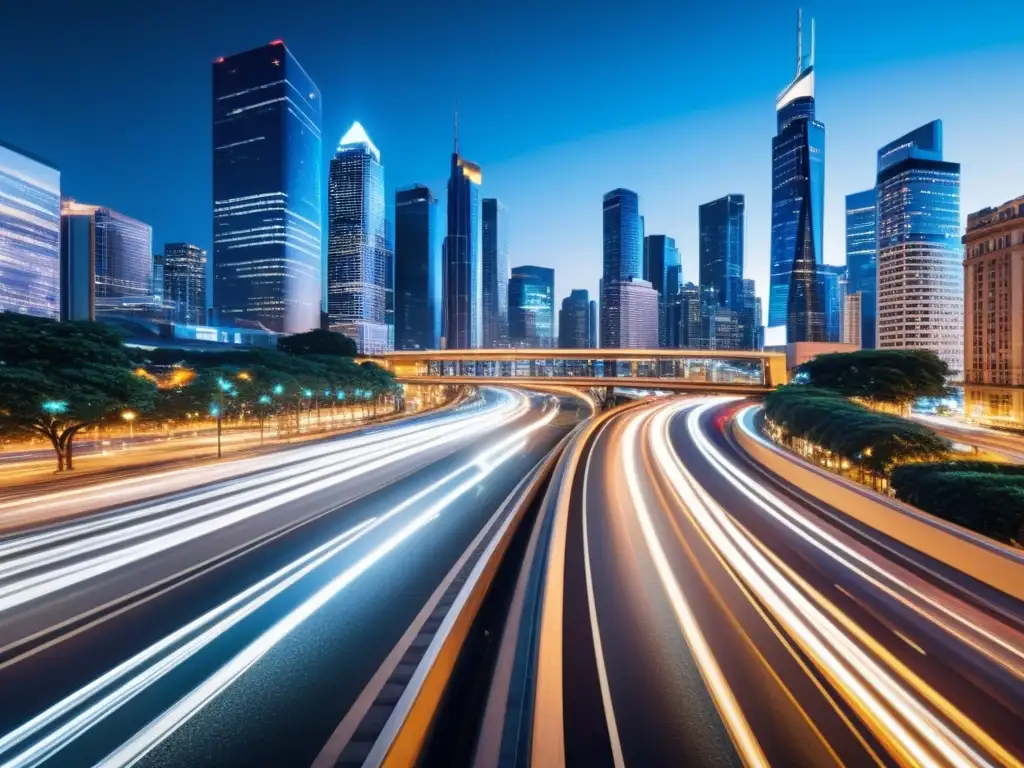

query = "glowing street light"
[[121, 410, 137, 440], [272, 383, 284, 395], [42, 400, 68, 415]]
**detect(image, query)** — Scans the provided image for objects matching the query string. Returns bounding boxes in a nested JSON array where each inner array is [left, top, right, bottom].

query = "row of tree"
[[0, 314, 398, 472], [762, 386, 950, 478], [891, 462, 1024, 545], [797, 349, 950, 406]]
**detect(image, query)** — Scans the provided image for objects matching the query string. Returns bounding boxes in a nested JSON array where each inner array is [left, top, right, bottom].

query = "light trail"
[[0, 393, 562, 768], [644, 398, 1016, 767], [0, 391, 529, 615]]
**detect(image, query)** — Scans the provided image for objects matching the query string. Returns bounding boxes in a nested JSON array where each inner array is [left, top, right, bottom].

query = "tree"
[[278, 329, 358, 358], [798, 349, 950, 406], [0, 314, 156, 471]]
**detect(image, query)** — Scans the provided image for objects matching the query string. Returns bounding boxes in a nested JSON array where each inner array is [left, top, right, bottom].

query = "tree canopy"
[[797, 349, 950, 406], [277, 328, 358, 358], [0, 313, 156, 470]]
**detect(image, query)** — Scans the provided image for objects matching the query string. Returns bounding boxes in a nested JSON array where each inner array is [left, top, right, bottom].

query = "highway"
[[0, 387, 586, 768], [549, 395, 1024, 768]]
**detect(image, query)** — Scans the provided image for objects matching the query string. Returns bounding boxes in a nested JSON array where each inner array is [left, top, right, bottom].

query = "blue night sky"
[[4, 0, 1023, 315]]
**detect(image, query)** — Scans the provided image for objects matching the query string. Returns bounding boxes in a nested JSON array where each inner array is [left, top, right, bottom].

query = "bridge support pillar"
[[605, 385, 614, 410]]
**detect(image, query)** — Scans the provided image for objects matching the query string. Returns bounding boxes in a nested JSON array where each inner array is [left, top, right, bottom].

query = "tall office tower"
[[698, 195, 745, 312], [152, 253, 164, 304], [845, 189, 877, 347], [384, 235, 394, 349], [0, 141, 60, 319], [60, 199, 152, 321], [644, 234, 681, 347], [508, 265, 554, 348], [588, 299, 598, 348], [963, 196, 1024, 425], [481, 198, 509, 347], [876, 120, 962, 374], [557, 289, 590, 348], [601, 188, 642, 348], [213, 41, 322, 334], [754, 296, 765, 350], [326, 122, 389, 353], [618, 278, 658, 348], [738, 278, 758, 349], [843, 292, 862, 347], [164, 243, 207, 325], [394, 185, 440, 350], [678, 283, 703, 348], [443, 118, 483, 349], [821, 264, 846, 342], [769, 10, 826, 343]]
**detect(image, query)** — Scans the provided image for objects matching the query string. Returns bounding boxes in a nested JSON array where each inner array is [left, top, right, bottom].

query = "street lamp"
[[42, 400, 68, 415], [257, 394, 271, 445], [121, 410, 137, 440], [214, 377, 235, 458]]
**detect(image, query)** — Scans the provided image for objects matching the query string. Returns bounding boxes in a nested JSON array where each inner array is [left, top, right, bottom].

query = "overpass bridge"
[[367, 348, 788, 395]]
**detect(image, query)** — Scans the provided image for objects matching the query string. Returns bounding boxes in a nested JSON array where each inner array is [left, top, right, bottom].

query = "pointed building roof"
[[337, 121, 380, 161]]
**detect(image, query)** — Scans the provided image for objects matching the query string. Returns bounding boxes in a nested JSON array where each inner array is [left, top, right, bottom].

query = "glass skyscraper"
[[644, 234, 681, 347], [821, 264, 846, 343], [508, 265, 554, 348], [769, 11, 826, 343], [558, 289, 591, 349], [60, 199, 153, 321], [845, 188, 877, 348], [601, 188, 642, 348], [876, 120, 962, 374], [213, 41, 322, 334], [326, 122, 390, 353], [394, 185, 440, 350], [164, 243, 207, 326], [482, 198, 509, 347], [444, 130, 482, 349], [698, 194, 745, 312], [0, 141, 60, 320]]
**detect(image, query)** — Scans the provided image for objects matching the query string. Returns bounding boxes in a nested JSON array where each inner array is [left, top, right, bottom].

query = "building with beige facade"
[[963, 195, 1024, 427], [842, 292, 862, 347]]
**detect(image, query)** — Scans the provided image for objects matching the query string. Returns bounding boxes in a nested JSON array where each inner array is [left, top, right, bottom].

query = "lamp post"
[[121, 410, 137, 440], [258, 394, 271, 445], [215, 377, 235, 458]]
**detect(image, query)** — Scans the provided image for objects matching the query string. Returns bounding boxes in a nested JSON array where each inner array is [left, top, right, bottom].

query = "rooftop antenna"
[[454, 103, 459, 154], [810, 17, 816, 68], [797, 8, 803, 75]]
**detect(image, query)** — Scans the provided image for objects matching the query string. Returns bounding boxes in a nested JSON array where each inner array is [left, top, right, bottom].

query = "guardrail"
[[732, 405, 1024, 601]]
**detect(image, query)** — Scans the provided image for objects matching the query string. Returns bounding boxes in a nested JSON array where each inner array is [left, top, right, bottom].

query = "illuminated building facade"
[[164, 243, 207, 326], [963, 196, 1024, 426], [769, 10, 826, 344], [327, 122, 390, 353], [558, 289, 591, 349], [508, 264, 554, 348], [443, 124, 482, 349], [876, 120, 962, 374], [618, 278, 658, 349], [845, 188, 877, 347], [699, 195, 744, 313], [0, 141, 60, 320], [644, 234, 681, 347], [213, 41, 322, 333], [601, 188, 642, 348]]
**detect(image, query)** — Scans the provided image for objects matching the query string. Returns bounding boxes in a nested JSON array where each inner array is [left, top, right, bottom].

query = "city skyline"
[[4, 2, 1021, 321]]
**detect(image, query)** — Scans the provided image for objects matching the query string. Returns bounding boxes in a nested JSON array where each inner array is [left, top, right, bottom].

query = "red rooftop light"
[[270, 39, 283, 46], [214, 56, 225, 63]]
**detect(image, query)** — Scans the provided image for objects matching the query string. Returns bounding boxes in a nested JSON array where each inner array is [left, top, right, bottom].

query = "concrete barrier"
[[732, 406, 1024, 602]]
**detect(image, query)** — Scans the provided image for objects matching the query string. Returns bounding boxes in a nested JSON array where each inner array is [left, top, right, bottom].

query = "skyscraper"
[[326, 122, 390, 353], [698, 195, 745, 312], [152, 253, 164, 304], [164, 243, 207, 325], [508, 265, 554, 348], [0, 141, 60, 320], [618, 278, 658, 348], [601, 188, 642, 348], [558, 289, 591, 348], [482, 198, 509, 347], [588, 299, 598, 349], [769, 11, 826, 343], [876, 120, 962, 374], [678, 283, 703, 348], [644, 234, 681, 347], [843, 292, 862, 347], [60, 199, 152, 321], [213, 41, 322, 334], [845, 189, 877, 348], [739, 278, 758, 350], [394, 185, 440, 350], [821, 264, 846, 343], [444, 118, 482, 349]]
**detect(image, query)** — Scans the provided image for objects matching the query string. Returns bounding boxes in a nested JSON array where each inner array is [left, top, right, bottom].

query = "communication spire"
[[454, 104, 459, 154], [810, 17, 816, 68], [797, 8, 803, 75]]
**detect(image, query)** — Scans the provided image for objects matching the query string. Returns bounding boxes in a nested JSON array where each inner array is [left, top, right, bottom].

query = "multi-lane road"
[[0, 387, 587, 768], [542, 396, 1024, 768]]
